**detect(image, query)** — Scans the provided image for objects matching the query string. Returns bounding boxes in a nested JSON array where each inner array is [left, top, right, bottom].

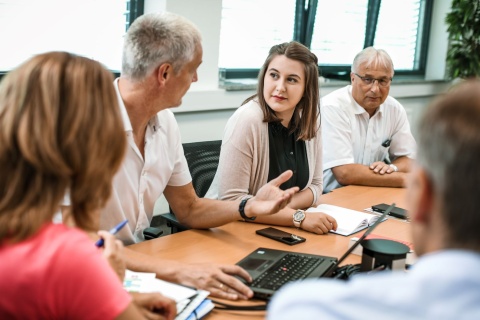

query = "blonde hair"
[[0, 52, 126, 242]]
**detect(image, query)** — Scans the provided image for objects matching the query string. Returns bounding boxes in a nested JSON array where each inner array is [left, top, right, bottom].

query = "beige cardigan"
[[206, 100, 323, 206]]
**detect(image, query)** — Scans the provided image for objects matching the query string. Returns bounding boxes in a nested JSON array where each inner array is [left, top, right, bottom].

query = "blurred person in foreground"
[[268, 80, 480, 319], [0, 52, 175, 320]]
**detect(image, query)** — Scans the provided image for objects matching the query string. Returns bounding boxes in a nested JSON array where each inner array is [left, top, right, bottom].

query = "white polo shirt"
[[321, 85, 416, 193], [99, 79, 192, 245]]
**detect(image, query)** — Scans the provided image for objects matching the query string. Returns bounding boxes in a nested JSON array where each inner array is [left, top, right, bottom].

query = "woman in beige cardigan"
[[207, 42, 337, 234]]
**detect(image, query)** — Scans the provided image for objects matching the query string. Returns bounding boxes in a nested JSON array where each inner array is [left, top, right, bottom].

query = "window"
[[373, 0, 425, 70], [219, 0, 296, 69], [219, 0, 432, 80], [0, 0, 144, 75], [311, 0, 368, 67]]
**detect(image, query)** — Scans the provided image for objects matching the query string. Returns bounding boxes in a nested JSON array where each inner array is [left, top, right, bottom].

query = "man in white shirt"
[[268, 80, 480, 319], [98, 12, 298, 301], [321, 47, 416, 193]]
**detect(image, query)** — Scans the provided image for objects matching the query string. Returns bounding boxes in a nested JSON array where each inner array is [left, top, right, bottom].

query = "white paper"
[[124, 270, 198, 302]]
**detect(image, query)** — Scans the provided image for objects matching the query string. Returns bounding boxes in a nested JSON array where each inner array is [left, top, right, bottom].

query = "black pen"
[[95, 219, 128, 247]]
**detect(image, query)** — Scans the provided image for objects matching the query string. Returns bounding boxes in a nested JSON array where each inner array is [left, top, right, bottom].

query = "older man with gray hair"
[[321, 47, 416, 193], [63, 11, 298, 301]]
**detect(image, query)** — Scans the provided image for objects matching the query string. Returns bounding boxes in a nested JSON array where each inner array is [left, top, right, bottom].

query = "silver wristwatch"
[[293, 209, 306, 228]]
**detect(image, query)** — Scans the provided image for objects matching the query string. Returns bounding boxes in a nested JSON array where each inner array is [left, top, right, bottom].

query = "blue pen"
[[95, 219, 128, 247]]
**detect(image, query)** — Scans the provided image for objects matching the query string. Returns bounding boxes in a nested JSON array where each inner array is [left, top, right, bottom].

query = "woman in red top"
[[0, 52, 175, 320]]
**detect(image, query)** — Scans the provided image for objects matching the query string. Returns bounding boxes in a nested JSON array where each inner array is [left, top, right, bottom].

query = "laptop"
[[236, 204, 394, 300]]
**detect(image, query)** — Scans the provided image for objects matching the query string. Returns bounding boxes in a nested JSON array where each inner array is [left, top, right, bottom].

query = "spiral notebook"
[[306, 204, 385, 236]]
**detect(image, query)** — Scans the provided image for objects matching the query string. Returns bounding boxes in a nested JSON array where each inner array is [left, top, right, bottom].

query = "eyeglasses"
[[354, 73, 392, 88]]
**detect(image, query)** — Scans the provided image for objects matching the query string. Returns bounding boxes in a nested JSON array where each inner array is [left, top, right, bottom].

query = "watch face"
[[294, 211, 305, 221]]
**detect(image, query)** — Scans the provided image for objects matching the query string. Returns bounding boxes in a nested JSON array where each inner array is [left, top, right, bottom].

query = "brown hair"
[[243, 41, 320, 140], [0, 52, 126, 242], [417, 79, 480, 250]]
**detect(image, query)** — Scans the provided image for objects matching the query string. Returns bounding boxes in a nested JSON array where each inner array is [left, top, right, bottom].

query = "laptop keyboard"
[[251, 253, 325, 291]]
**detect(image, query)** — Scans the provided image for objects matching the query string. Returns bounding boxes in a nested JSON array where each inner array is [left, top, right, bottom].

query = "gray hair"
[[121, 12, 202, 81], [351, 47, 394, 77], [417, 80, 480, 250]]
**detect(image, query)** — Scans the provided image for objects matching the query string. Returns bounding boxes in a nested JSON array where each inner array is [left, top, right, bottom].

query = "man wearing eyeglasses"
[[321, 47, 416, 193]]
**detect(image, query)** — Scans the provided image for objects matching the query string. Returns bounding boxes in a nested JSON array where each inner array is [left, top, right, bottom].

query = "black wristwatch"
[[239, 198, 256, 221], [293, 209, 306, 228]]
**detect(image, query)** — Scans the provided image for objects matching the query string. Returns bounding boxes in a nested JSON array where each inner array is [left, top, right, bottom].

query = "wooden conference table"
[[129, 185, 410, 319]]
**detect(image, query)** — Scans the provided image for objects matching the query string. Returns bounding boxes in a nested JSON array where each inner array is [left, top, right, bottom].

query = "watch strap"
[[239, 198, 256, 221]]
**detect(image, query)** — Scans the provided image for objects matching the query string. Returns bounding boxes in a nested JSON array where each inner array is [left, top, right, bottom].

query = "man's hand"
[[301, 212, 338, 234], [369, 161, 395, 175], [98, 230, 126, 281], [246, 170, 299, 217], [131, 292, 176, 320], [173, 263, 254, 300]]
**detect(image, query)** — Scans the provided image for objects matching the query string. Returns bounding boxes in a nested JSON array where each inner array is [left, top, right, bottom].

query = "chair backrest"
[[163, 140, 222, 234], [182, 140, 222, 197]]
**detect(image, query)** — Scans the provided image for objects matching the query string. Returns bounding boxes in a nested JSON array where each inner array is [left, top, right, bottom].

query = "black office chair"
[[160, 140, 222, 234]]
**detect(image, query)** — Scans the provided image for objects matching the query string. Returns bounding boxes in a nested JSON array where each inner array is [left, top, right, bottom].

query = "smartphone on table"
[[256, 227, 306, 245], [371, 203, 408, 220]]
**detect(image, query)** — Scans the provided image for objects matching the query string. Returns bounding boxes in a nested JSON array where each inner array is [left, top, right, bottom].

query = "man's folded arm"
[[332, 163, 407, 188]]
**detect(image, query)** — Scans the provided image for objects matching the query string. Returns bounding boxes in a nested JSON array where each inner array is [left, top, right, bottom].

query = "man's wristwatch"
[[389, 164, 398, 172], [293, 209, 306, 228]]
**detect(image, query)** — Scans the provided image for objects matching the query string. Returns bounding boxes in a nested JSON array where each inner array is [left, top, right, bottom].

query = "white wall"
[[145, 0, 453, 214], [425, 0, 452, 80]]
